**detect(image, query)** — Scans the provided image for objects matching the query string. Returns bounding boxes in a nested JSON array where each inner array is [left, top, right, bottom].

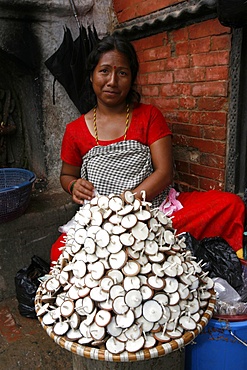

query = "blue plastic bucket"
[[185, 318, 247, 370]]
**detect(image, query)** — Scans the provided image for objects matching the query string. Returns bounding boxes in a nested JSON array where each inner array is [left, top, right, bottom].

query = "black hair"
[[85, 34, 141, 109]]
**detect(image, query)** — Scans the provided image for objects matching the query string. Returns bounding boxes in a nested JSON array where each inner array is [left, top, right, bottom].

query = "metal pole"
[[68, 0, 80, 29]]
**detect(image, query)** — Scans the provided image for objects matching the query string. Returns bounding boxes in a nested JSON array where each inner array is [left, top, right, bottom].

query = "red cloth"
[[173, 190, 245, 252], [50, 233, 66, 266], [61, 103, 172, 167]]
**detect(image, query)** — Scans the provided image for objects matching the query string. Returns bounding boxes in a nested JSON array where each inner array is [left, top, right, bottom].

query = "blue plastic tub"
[[185, 318, 247, 370]]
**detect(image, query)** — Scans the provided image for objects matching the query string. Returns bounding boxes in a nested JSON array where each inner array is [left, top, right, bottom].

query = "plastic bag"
[[58, 191, 98, 233], [183, 233, 244, 293], [213, 277, 247, 316], [214, 300, 247, 316], [238, 260, 247, 302], [15, 255, 50, 319], [213, 277, 241, 303]]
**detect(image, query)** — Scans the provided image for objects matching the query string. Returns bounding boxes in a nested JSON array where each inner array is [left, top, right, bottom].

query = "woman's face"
[[91, 50, 132, 107]]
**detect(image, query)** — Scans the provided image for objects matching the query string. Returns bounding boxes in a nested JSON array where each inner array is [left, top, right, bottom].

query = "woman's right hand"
[[60, 161, 95, 205], [71, 178, 95, 205]]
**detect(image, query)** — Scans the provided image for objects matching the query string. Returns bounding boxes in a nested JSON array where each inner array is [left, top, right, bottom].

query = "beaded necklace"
[[93, 104, 130, 145]]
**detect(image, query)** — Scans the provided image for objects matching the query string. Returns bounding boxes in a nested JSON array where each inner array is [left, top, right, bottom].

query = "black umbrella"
[[45, 1, 99, 113], [70, 25, 99, 113]]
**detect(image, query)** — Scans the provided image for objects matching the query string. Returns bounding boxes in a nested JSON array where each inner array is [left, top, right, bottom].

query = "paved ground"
[[0, 296, 73, 370]]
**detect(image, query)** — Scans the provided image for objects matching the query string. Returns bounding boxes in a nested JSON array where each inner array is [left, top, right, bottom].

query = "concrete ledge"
[[0, 191, 78, 300]]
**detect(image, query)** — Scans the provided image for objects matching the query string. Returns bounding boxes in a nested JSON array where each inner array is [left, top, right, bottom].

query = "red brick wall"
[[114, 0, 184, 23], [113, 1, 232, 192]]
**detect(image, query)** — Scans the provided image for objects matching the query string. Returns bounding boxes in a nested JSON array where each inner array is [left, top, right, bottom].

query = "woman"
[[51, 34, 173, 263], [51, 34, 245, 263], [60, 34, 173, 208]]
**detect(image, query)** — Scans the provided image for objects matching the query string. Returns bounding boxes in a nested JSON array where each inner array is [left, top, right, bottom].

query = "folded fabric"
[[159, 187, 183, 215]]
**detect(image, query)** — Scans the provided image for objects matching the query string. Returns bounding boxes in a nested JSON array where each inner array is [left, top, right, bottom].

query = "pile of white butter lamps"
[[35, 190, 216, 361]]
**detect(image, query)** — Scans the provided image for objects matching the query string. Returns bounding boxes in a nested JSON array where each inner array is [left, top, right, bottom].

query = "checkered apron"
[[81, 140, 169, 208]]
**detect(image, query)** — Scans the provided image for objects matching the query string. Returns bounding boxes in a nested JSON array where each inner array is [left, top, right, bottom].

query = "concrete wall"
[[0, 0, 117, 189], [0, 0, 116, 300]]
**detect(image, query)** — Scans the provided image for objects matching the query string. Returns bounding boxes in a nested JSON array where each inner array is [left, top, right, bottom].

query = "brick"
[[172, 123, 201, 137], [190, 111, 227, 126], [136, 74, 148, 86], [200, 177, 224, 191], [162, 0, 183, 6], [188, 18, 230, 40], [173, 27, 189, 42], [179, 97, 197, 109], [160, 83, 191, 97], [200, 153, 225, 169], [206, 66, 229, 81], [189, 138, 226, 156], [117, 1, 184, 23], [113, 0, 131, 13], [175, 181, 199, 192], [147, 72, 173, 84], [191, 50, 230, 67], [136, 0, 179, 17], [136, 50, 145, 64], [190, 163, 224, 181], [191, 81, 228, 97], [140, 60, 166, 73], [177, 84, 191, 95], [165, 110, 190, 124], [148, 97, 180, 110], [160, 84, 180, 97], [189, 38, 211, 54], [175, 41, 190, 56], [174, 68, 205, 82], [176, 173, 200, 189], [143, 45, 171, 61], [173, 159, 189, 173], [166, 55, 190, 69], [138, 1, 184, 15], [211, 34, 232, 51], [117, 7, 137, 23], [141, 85, 159, 96], [133, 33, 167, 51], [172, 134, 190, 147], [197, 97, 227, 111], [141, 97, 150, 105], [203, 126, 227, 140]]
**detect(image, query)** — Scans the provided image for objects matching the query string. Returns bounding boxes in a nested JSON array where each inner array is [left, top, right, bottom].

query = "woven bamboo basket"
[[35, 287, 216, 362]]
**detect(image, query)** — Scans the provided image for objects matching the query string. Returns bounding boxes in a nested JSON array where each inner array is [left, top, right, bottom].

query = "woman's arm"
[[132, 135, 173, 201], [60, 161, 95, 205]]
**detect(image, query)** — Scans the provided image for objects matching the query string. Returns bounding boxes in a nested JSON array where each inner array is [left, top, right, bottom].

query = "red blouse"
[[61, 103, 172, 167]]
